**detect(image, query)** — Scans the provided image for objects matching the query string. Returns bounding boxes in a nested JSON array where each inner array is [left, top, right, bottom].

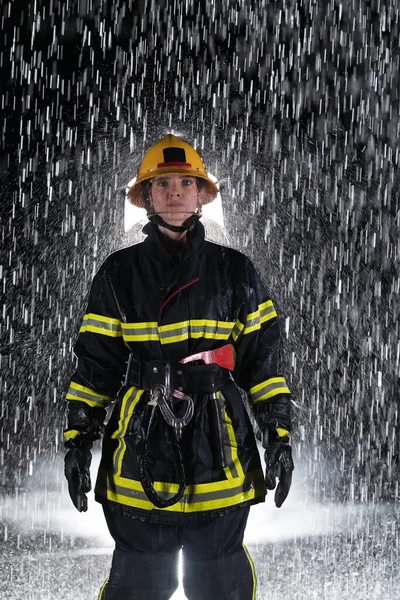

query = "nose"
[[168, 182, 181, 196]]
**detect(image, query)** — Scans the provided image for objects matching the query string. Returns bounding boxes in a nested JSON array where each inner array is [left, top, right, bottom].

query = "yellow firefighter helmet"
[[127, 134, 218, 208]]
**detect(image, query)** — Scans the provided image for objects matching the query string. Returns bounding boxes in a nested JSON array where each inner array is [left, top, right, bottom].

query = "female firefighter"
[[63, 134, 294, 600]]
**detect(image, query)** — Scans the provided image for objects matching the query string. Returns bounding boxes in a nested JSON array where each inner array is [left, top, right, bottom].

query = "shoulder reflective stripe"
[[249, 377, 291, 403], [95, 469, 266, 513], [80, 313, 122, 337], [112, 387, 145, 477], [66, 382, 112, 407], [242, 544, 257, 600]]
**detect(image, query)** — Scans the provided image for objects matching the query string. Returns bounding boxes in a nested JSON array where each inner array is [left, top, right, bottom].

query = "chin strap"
[[148, 212, 200, 233]]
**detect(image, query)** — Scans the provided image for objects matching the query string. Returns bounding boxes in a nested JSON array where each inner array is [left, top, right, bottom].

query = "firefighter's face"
[[150, 175, 199, 225]]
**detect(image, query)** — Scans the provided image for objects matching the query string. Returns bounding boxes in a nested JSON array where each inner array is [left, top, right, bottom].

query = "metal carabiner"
[[148, 384, 164, 406]]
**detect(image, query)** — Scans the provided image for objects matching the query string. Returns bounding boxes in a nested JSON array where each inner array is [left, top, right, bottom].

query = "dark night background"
[[0, 1, 399, 598]]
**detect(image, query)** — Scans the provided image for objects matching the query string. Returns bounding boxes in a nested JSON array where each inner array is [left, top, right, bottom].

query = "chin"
[[163, 214, 189, 226]]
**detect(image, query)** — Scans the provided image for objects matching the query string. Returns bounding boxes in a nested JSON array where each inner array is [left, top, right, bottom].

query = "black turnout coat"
[[65, 221, 291, 522]]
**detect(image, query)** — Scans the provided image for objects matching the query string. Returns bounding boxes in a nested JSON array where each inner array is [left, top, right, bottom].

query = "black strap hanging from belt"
[[137, 414, 186, 509], [136, 386, 194, 508]]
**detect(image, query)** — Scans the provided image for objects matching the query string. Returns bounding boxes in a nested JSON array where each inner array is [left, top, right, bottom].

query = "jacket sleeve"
[[232, 256, 292, 437], [65, 259, 129, 413]]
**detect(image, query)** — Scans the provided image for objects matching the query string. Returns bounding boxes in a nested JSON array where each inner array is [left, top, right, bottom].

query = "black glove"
[[263, 428, 294, 508], [64, 442, 92, 512], [64, 401, 106, 512]]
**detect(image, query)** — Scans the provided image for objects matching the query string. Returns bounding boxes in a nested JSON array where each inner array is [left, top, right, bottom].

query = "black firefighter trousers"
[[98, 505, 256, 600]]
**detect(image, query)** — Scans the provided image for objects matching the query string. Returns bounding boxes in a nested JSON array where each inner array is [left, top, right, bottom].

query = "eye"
[[155, 179, 168, 187], [182, 178, 195, 187]]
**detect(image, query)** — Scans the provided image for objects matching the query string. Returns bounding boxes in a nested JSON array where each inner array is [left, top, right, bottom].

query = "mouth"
[[166, 203, 185, 208]]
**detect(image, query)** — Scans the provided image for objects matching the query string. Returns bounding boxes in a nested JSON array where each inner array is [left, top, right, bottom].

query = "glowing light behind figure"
[[170, 550, 186, 600]]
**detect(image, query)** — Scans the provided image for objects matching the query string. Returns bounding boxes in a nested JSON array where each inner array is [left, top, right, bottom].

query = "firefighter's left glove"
[[64, 443, 92, 512], [262, 428, 294, 508], [63, 401, 106, 513]]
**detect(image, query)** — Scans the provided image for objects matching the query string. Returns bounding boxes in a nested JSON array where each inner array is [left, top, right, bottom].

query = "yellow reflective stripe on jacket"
[[232, 300, 277, 340], [190, 319, 234, 340], [66, 381, 113, 407], [243, 300, 277, 335], [249, 377, 290, 403], [231, 319, 244, 342], [159, 321, 189, 344], [111, 386, 145, 477], [121, 319, 235, 344], [276, 427, 289, 438], [122, 322, 159, 342], [95, 468, 266, 513], [80, 313, 122, 337], [63, 429, 80, 441]]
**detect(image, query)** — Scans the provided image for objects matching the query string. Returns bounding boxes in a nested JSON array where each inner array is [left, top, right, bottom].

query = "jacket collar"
[[142, 220, 205, 266]]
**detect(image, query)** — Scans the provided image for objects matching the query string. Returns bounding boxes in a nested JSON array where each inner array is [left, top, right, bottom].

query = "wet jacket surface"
[[66, 221, 291, 522]]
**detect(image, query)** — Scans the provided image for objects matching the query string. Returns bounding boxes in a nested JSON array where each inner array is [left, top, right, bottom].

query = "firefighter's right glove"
[[63, 401, 106, 512], [262, 428, 294, 508]]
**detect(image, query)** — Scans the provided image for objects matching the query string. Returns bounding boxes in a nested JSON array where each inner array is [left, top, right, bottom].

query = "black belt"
[[124, 355, 230, 394]]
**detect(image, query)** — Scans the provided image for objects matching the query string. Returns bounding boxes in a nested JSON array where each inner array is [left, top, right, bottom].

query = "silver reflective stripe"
[[113, 387, 143, 441], [84, 317, 121, 333], [122, 325, 159, 337], [190, 323, 232, 336], [112, 387, 145, 477], [244, 315, 260, 330], [260, 303, 277, 322], [187, 477, 256, 504], [160, 325, 188, 340], [251, 379, 290, 403], [231, 322, 244, 341], [96, 471, 265, 507], [66, 386, 110, 406], [97, 480, 150, 503]]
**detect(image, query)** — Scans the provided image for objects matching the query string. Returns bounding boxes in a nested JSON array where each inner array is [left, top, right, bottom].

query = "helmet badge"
[[157, 147, 192, 168]]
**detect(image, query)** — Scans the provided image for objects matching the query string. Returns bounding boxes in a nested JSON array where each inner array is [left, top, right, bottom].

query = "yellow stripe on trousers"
[[98, 578, 109, 599], [243, 544, 257, 600]]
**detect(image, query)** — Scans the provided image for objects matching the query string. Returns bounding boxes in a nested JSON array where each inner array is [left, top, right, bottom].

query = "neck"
[[158, 225, 188, 247]]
